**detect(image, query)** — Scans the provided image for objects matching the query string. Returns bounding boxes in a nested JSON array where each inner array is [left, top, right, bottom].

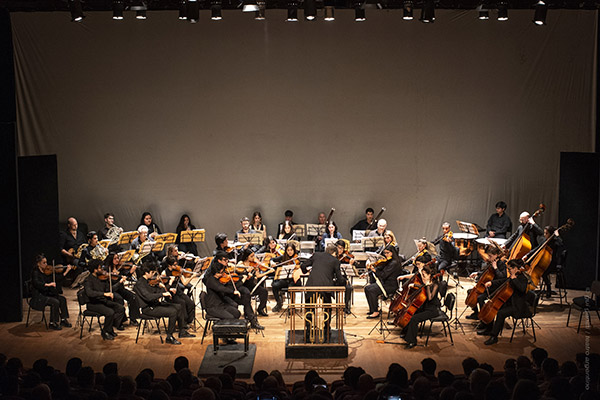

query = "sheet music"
[[352, 230, 366, 241]]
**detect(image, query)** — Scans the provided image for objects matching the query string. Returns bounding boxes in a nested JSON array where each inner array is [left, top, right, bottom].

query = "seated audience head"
[[462, 357, 480, 377], [174, 356, 189, 372], [421, 357, 437, 376]]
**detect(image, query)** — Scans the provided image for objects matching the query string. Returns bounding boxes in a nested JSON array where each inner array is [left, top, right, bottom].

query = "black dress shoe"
[[101, 331, 114, 341], [166, 336, 182, 345], [272, 304, 282, 313], [484, 336, 498, 345], [477, 329, 492, 336], [130, 320, 139, 326], [49, 322, 62, 331], [60, 319, 72, 328], [108, 331, 118, 337], [406, 342, 417, 349], [366, 312, 379, 319], [466, 312, 479, 320], [250, 319, 265, 330], [116, 325, 125, 331], [258, 309, 268, 317], [344, 308, 351, 315], [179, 330, 196, 338]]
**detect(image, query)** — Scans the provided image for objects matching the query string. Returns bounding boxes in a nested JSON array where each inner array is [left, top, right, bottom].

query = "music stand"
[[117, 250, 135, 263], [293, 224, 306, 239], [446, 272, 466, 334], [155, 233, 178, 244], [99, 239, 111, 249], [456, 220, 479, 235], [118, 231, 139, 246], [238, 233, 262, 246], [275, 264, 303, 319], [179, 229, 206, 244], [362, 236, 384, 250], [340, 263, 358, 318], [306, 224, 326, 237]]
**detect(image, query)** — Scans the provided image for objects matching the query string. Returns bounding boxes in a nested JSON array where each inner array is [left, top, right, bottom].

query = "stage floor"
[[1, 277, 598, 383]]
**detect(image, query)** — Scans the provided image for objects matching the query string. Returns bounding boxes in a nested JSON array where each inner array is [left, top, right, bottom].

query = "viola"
[[507, 203, 546, 260]]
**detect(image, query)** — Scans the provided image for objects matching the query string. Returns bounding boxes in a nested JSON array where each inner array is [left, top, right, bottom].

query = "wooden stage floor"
[[1, 277, 598, 383]]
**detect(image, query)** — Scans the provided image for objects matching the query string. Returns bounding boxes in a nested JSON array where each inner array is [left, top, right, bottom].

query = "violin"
[[170, 264, 201, 278], [339, 252, 355, 264], [148, 274, 169, 286], [42, 264, 66, 276]]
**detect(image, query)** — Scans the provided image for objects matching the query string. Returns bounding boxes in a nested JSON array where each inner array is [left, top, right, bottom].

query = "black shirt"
[[505, 223, 544, 250], [350, 218, 374, 236], [486, 213, 513, 238], [58, 229, 86, 263]]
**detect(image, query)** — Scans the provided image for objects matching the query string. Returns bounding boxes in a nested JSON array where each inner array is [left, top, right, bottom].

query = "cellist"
[[400, 264, 440, 349], [482, 259, 530, 345], [466, 246, 507, 321]]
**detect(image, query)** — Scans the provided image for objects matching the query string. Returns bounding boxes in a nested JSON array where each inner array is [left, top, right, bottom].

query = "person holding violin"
[[134, 262, 195, 345], [434, 223, 457, 272], [214, 233, 239, 260], [401, 264, 440, 349], [203, 252, 264, 330], [257, 236, 284, 257], [336, 240, 355, 314], [277, 210, 297, 237], [84, 260, 126, 340], [465, 246, 507, 322], [486, 201, 513, 239], [482, 259, 530, 345], [319, 221, 342, 252], [103, 252, 141, 326], [176, 214, 198, 256], [163, 256, 196, 327], [524, 225, 565, 298], [376, 231, 399, 254], [278, 221, 297, 241], [139, 212, 161, 241], [271, 242, 301, 313], [30, 254, 71, 330], [365, 245, 404, 319], [238, 249, 270, 316], [504, 211, 543, 251], [251, 211, 268, 243]]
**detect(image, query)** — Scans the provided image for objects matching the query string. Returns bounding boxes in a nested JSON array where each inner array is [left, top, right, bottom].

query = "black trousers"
[[233, 286, 255, 320], [345, 283, 353, 310], [171, 293, 195, 324], [403, 306, 439, 344], [272, 279, 301, 303], [491, 304, 516, 337], [438, 258, 453, 272], [142, 303, 184, 336], [44, 295, 69, 323], [114, 287, 141, 321], [87, 301, 125, 334], [243, 279, 268, 311], [206, 303, 241, 319], [365, 283, 389, 314]]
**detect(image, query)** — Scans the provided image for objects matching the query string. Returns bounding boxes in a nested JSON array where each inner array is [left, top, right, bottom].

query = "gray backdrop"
[[11, 9, 597, 255]]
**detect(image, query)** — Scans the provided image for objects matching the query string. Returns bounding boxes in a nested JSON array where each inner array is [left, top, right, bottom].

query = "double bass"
[[507, 203, 546, 260]]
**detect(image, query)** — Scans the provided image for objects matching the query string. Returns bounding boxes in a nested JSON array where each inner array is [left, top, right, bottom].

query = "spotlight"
[[243, 0, 260, 12], [68, 0, 84, 22], [187, 0, 199, 22], [112, 0, 124, 19], [255, 0, 266, 19], [304, 0, 316, 20], [211, 0, 222, 19], [354, 0, 365, 21], [477, 4, 489, 19], [533, 0, 547, 25], [497, 0, 508, 20], [179, 0, 187, 20], [420, 0, 434, 22], [403, 0, 413, 20], [287, 0, 298, 21]]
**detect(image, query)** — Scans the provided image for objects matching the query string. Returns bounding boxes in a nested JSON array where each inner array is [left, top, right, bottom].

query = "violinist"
[[163, 256, 196, 327], [277, 210, 297, 237], [504, 212, 543, 251], [104, 252, 140, 325], [257, 236, 284, 257], [251, 211, 268, 243], [524, 225, 565, 298], [84, 260, 126, 340], [483, 259, 529, 345], [405, 239, 432, 270], [202, 252, 264, 330], [278, 221, 297, 241], [365, 246, 404, 319], [434, 223, 457, 272], [271, 243, 301, 313], [466, 246, 507, 322], [133, 262, 195, 345], [486, 201, 513, 239], [376, 231, 399, 254], [214, 233, 237, 260], [175, 214, 198, 256], [401, 265, 440, 349], [139, 212, 161, 241], [319, 221, 342, 252], [238, 249, 269, 316], [30, 254, 71, 330], [335, 240, 355, 314], [162, 245, 185, 270]]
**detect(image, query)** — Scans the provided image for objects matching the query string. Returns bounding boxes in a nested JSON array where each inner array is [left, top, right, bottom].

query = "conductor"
[[300, 244, 346, 343]]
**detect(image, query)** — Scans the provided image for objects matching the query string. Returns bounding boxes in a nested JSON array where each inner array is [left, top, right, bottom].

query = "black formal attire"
[[84, 274, 125, 334], [241, 268, 268, 314], [434, 235, 458, 272], [134, 277, 185, 336], [403, 282, 441, 345], [77, 245, 98, 270], [490, 273, 530, 337], [213, 245, 237, 260], [110, 273, 141, 323], [204, 261, 257, 321], [301, 252, 345, 343], [365, 258, 405, 314], [202, 270, 242, 320], [31, 268, 69, 324], [526, 236, 565, 295], [164, 269, 195, 325], [486, 213, 513, 239], [472, 260, 508, 328], [176, 224, 198, 256], [505, 222, 544, 251], [337, 255, 355, 312], [277, 220, 297, 237], [271, 255, 302, 310], [58, 229, 86, 283], [350, 218, 373, 237]]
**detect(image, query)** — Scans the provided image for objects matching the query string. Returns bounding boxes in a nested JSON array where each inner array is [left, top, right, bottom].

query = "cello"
[[478, 260, 528, 325], [507, 203, 546, 260], [525, 219, 574, 289], [393, 269, 443, 328], [464, 244, 506, 308]]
